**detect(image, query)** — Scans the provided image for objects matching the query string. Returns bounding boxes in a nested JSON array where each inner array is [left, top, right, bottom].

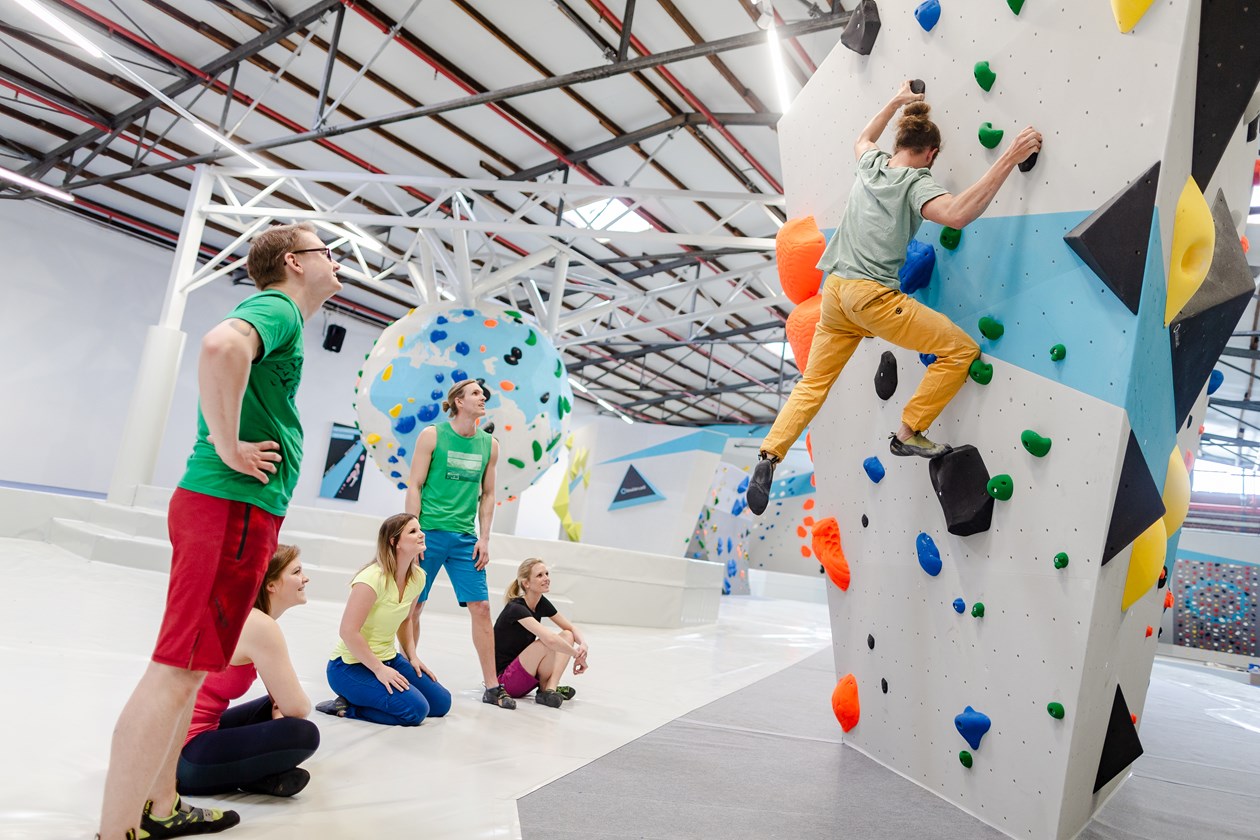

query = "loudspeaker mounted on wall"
[[323, 323, 346, 353]]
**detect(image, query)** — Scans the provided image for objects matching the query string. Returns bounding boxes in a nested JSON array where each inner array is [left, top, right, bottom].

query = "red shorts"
[[152, 488, 283, 672], [498, 656, 540, 698]]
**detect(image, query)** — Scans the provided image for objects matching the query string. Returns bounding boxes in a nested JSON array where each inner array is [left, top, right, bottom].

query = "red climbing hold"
[[1164, 590, 1175, 609], [812, 516, 851, 591], [832, 673, 860, 732], [1145, 626, 1153, 638]]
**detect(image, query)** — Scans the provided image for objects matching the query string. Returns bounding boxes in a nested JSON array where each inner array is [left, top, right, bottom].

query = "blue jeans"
[[327, 655, 451, 726]]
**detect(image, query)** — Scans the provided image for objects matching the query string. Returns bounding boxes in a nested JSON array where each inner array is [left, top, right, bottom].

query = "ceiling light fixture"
[[766, 13, 794, 115], [0, 165, 75, 203], [11, 0, 102, 57]]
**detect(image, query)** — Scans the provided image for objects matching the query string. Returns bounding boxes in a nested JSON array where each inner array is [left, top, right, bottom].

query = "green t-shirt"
[[816, 148, 949, 290], [178, 291, 305, 516], [419, 422, 492, 535]]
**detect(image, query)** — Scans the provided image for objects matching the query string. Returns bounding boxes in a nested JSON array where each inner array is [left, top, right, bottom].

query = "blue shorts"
[[419, 530, 487, 603]]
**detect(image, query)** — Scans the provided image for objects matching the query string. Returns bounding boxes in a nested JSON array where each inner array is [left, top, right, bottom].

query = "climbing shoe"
[[535, 689, 565, 708], [745, 455, 777, 515], [554, 685, 577, 701], [483, 684, 518, 709], [239, 767, 310, 797], [138, 796, 239, 838], [889, 432, 951, 459], [315, 696, 349, 717]]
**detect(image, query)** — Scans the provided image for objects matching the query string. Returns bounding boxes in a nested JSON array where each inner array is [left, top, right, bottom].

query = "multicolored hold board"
[[354, 302, 573, 500], [1173, 559, 1259, 656]]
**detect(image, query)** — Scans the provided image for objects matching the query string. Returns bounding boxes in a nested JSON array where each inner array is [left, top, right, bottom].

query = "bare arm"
[[338, 582, 410, 693], [855, 80, 924, 160], [472, 439, 499, 571], [404, 426, 438, 517], [549, 611, 585, 648], [920, 126, 1042, 229], [238, 611, 310, 718], [517, 615, 579, 657], [399, 598, 438, 679], [200, 318, 281, 483]]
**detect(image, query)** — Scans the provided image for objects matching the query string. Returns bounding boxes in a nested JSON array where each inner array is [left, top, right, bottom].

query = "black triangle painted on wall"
[[1102, 431, 1165, 566], [1193, 1, 1260, 189], [1064, 162, 1160, 315], [1093, 684, 1144, 793]]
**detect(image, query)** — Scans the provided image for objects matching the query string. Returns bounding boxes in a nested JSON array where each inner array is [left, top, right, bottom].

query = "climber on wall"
[[746, 80, 1041, 515]]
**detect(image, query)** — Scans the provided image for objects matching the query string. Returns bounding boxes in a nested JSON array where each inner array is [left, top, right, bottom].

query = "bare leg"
[[466, 601, 499, 687], [99, 662, 205, 840], [538, 630, 573, 692], [897, 421, 915, 442], [144, 691, 198, 819]]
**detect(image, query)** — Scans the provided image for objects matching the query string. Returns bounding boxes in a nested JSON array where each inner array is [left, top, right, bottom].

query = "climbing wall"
[[747, 469, 824, 577], [778, 2, 1260, 839], [685, 462, 755, 594]]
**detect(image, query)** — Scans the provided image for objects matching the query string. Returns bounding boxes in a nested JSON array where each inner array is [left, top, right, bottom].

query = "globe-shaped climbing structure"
[[355, 303, 573, 500]]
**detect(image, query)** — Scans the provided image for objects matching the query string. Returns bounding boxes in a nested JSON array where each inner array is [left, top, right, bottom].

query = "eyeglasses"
[[290, 247, 335, 261]]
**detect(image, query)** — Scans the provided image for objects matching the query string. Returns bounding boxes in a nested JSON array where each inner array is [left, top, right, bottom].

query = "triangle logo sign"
[[608, 464, 666, 510]]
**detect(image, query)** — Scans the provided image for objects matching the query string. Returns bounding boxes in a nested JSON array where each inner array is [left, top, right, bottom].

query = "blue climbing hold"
[[914, 0, 941, 31], [453, 369, 469, 382], [955, 706, 992, 750], [863, 456, 886, 483], [899, 240, 936, 294], [455, 341, 470, 356], [916, 532, 942, 576], [737, 475, 750, 494], [920, 353, 937, 366], [722, 578, 731, 595], [1208, 369, 1224, 395], [430, 329, 448, 343], [727, 537, 733, 555], [434, 372, 445, 383], [397, 448, 407, 457], [431, 389, 443, 400], [726, 558, 737, 576], [417, 404, 440, 423], [436, 316, 448, 325], [731, 497, 748, 517], [395, 415, 417, 435], [953, 597, 966, 613]]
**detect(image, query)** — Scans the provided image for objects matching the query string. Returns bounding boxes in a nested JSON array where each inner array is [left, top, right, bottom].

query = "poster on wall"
[[321, 422, 367, 501], [608, 464, 665, 511]]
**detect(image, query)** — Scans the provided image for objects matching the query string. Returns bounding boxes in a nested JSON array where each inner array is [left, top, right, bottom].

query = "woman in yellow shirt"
[[317, 513, 451, 725]]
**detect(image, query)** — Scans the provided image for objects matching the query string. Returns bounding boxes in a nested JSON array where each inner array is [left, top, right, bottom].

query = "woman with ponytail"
[[746, 79, 1042, 514], [492, 559, 588, 708]]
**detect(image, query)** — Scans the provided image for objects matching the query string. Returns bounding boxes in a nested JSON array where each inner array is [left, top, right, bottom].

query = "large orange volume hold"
[[776, 216, 827, 304], [832, 673, 860, 732], [786, 293, 823, 371], [812, 516, 850, 591]]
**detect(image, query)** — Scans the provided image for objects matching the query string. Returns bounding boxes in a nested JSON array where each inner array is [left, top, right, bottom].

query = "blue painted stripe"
[[599, 429, 728, 464]]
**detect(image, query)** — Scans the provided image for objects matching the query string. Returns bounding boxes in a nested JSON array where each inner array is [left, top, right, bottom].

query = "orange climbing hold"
[[832, 673, 860, 732], [797, 525, 808, 538], [786, 293, 823, 370], [1145, 626, 1153, 638], [803, 498, 815, 511], [806, 432, 814, 462], [484, 319, 499, 328], [812, 516, 850, 591], [499, 380, 516, 392], [1164, 590, 1175, 609], [776, 215, 827, 304], [800, 546, 812, 558], [803, 515, 815, 527]]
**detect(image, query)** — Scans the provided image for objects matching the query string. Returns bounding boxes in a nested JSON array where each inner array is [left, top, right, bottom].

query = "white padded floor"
[[0, 539, 831, 840]]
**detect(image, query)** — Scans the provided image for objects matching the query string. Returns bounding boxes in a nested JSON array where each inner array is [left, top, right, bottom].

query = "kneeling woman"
[[176, 544, 320, 797], [319, 513, 451, 725], [493, 558, 589, 708]]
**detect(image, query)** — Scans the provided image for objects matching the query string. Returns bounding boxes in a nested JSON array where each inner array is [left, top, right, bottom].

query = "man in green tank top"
[[405, 379, 515, 708]]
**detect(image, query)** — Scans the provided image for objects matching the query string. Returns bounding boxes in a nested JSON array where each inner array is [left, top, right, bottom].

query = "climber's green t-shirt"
[[420, 422, 492, 535]]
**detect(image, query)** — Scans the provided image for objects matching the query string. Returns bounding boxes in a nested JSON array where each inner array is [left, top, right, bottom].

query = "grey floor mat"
[[519, 653, 1260, 840]]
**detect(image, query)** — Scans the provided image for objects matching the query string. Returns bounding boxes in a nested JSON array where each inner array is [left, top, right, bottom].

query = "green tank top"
[[420, 422, 492, 535]]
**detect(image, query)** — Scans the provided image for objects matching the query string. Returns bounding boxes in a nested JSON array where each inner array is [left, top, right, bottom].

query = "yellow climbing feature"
[[1121, 518, 1166, 611], [1165, 177, 1216, 325], [1161, 446, 1190, 535], [1110, 0, 1156, 34]]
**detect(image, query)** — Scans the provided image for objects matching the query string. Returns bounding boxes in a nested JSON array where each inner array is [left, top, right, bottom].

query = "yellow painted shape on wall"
[[1110, 0, 1156, 33], [365, 433, 381, 445], [1122, 518, 1167, 611], [1161, 445, 1190, 534], [382, 364, 393, 382], [388, 404, 402, 418], [1165, 178, 1216, 325]]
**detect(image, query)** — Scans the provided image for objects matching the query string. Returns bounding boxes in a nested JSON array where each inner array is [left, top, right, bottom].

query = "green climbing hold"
[[1053, 552, 1069, 569], [1050, 343, 1067, 362], [986, 474, 1013, 501], [959, 750, 974, 768], [940, 227, 962, 250], [1007, 0, 1024, 14], [1021, 429, 1052, 457], [505, 309, 523, 320], [546, 433, 562, 451], [507, 457, 526, 469], [978, 122, 1004, 149], [978, 316, 1004, 340], [558, 395, 571, 417], [971, 602, 985, 618], [968, 359, 993, 385], [1047, 702, 1066, 720], [974, 61, 997, 92], [555, 359, 563, 377], [526, 329, 538, 346], [531, 440, 543, 462]]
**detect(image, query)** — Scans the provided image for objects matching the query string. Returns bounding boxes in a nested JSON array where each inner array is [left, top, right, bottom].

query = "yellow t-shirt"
[[330, 563, 426, 665]]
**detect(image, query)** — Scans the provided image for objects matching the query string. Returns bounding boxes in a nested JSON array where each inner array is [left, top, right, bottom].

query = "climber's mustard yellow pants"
[[760, 276, 979, 461]]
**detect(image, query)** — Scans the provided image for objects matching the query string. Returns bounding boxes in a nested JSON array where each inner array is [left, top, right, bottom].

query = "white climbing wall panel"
[[779, 2, 1206, 838]]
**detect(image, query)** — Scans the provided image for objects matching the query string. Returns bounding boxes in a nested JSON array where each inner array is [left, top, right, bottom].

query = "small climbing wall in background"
[[1173, 559, 1259, 657], [686, 462, 754, 594], [747, 469, 823, 577], [778, 2, 1260, 839]]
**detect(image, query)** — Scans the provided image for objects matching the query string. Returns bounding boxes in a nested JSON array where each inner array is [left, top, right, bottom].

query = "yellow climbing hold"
[[382, 364, 393, 382], [397, 334, 405, 349], [1110, 0, 1156, 34], [1162, 446, 1190, 535], [1165, 177, 1215, 325], [1122, 518, 1166, 611], [389, 404, 402, 418], [365, 433, 381, 445]]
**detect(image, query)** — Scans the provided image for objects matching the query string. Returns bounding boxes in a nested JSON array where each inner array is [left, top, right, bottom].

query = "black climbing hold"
[[1018, 151, 1038, 173], [867, 634, 875, 650], [861, 514, 869, 528], [929, 444, 995, 536], [482, 421, 496, 435], [840, 0, 881, 55], [540, 392, 551, 404], [909, 78, 925, 95], [1157, 565, 1167, 590], [1102, 431, 1166, 566], [881, 678, 888, 694], [1063, 161, 1160, 315], [1193, 3, 1260, 189], [875, 350, 898, 400], [1094, 684, 1144, 793], [1170, 191, 1256, 428]]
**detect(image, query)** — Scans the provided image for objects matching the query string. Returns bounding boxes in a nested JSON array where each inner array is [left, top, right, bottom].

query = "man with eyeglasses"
[[98, 223, 341, 840]]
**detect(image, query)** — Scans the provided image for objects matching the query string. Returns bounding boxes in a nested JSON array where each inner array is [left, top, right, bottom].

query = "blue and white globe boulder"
[[354, 303, 573, 500]]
